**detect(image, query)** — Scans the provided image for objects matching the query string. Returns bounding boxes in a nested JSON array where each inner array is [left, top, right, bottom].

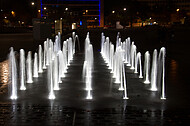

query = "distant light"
[[18, 21, 20, 24], [83, 12, 85, 15], [72, 23, 76, 30], [153, 22, 157, 24], [44, 7, 47, 10], [55, 20, 57, 23], [4, 16, 7, 19], [176, 8, 180, 12], [123, 8, 126, 11], [31, 2, 35, 6], [38, 10, 41, 13], [65, 8, 68, 11], [1, 9, 3, 12], [95, 18, 97, 20], [11, 11, 15, 15], [60, 18, 62, 20], [80, 21, 82, 25], [149, 17, 152, 20], [22, 22, 24, 24], [86, 10, 88, 13], [112, 11, 115, 14]]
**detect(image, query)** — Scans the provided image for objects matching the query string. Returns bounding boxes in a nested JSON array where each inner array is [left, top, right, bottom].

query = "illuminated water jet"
[[9, 47, 18, 99], [159, 47, 166, 100], [26, 51, 33, 83], [48, 48, 55, 99], [150, 49, 158, 91], [19, 49, 26, 90], [144, 51, 150, 84], [33, 53, 38, 78], [134, 52, 143, 78], [38, 45, 43, 73]]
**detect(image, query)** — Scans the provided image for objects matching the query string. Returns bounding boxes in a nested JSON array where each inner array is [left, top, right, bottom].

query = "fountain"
[[123, 63, 129, 99], [38, 45, 43, 73], [134, 52, 143, 78], [126, 37, 131, 66], [68, 38, 73, 65], [33, 53, 38, 78], [130, 43, 136, 70], [144, 51, 150, 84], [113, 46, 123, 83], [118, 61, 124, 91], [150, 49, 158, 91], [53, 53, 59, 90], [9, 47, 18, 99], [83, 33, 93, 99], [109, 43, 114, 71], [43, 41, 47, 69], [48, 48, 55, 99], [19, 49, 26, 90], [58, 51, 64, 82], [159, 47, 166, 100], [26, 51, 33, 83], [62, 41, 68, 73], [101, 32, 105, 54]]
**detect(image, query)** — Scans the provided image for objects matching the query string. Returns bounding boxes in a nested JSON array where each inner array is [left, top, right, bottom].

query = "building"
[[37, 0, 104, 27], [136, 0, 190, 24]]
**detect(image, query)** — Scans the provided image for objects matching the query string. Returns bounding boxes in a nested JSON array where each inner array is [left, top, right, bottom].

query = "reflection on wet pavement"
[[0, 61, 9, 94]]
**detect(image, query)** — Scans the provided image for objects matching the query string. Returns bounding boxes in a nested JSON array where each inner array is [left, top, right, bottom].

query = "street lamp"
[[112, 11, 115, 14], [65, 8, 68, 11], [176, 8, 180, 12], [124, 8, 126, 11], [4, 16, 7, 19], [44, 7, 47, 10]]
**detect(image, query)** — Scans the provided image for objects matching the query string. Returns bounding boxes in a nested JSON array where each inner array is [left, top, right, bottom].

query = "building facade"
[[37, 0, 104, 27]]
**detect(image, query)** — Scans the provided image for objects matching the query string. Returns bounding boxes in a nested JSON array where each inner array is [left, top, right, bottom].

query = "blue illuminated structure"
[[40, 0, 101, 26]]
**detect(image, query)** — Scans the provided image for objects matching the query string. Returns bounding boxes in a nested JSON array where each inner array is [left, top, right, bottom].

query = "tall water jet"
[[75, 35, 80, 52], [144, 51, 150, 84], [53, 54, 59, 90], [116, 32, 120, 48], [58, 51, 65, 82], [33, 53, 38, 78], [150, 49, 158, 91], [159, 47, 166, 100], [68, 38, 73, 65], [130, 44, 136, 70], [83, 34, 93, 100], [62, 41, 68, 71], [123, 63, 129, 99], [72, 32, 76, 54], [26, 51, 33, 83], [109, 44, 114, 71], [20, 49, 26, 90], [119, 61, 124, 91], [101, 32, 105, 54], [48, 48, 55, 99], [113, 47, 122, 83], [126, 37, 131, 66], [134, 52, 143, 78], [9, 47, 18, 99], [38, 45, 43, 73], [43, 41, 47, 69]]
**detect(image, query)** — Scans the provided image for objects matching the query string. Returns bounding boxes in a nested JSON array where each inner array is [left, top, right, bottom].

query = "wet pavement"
[[0, 31, 190, 125]]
